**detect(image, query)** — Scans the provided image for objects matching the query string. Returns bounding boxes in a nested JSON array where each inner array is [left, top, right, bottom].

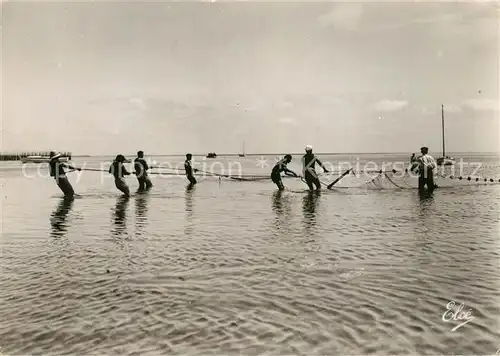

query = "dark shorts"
[[304, 171, 321, 190], [137, 175, 153, 190], [55, 177, 75, 197], [419, 168, 435, 191], [187, 175, 197, 185], [271, 173, 284, 190], [115, 178, 130, 196]]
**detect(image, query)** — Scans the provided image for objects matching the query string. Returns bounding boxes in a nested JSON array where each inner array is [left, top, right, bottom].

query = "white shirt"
[[417, 154, 437, 170]]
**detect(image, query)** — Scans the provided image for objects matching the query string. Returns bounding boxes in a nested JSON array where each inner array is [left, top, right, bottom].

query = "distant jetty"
[[0, 151, 72, 161]]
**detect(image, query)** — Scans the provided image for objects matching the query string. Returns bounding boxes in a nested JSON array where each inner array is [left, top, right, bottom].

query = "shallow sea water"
[[1, 154, 499, 355]]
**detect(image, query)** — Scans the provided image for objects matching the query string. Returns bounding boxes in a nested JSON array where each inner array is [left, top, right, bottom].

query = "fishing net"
[[149, 168, 500, 189], [225, 175, 271, 182], [322, 170, 500, 190], [149, 170, 272, 182]]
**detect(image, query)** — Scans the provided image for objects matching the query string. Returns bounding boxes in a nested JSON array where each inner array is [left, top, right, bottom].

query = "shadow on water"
[[135, 191, 150, 229], [50, 197, 74, 238], [112, 195, 130, 237], [185, 184, 195, 235], [302, 190, 320, 231]]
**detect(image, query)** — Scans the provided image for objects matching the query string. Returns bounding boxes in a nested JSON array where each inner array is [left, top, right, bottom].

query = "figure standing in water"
[[411, 146, 437, 192], [134, 150, 153, 191], [184, 153, 198, 186], [49, 151, 81, 198], [270, 154, 298, 190], [109, 154, 133, 196], [302, 145, 329, 190]]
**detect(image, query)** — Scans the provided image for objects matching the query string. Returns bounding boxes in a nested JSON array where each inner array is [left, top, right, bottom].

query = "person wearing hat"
[[411, 146, 437, 191], [134, 151, 153, 191], [302, 145, 329, 190], [49, 151, 81, 198], [109, 154, 134, 196], [270, 154, 298, 190]]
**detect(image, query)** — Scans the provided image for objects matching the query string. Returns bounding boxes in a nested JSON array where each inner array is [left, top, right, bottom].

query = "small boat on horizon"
[[238, 141, 246, 157], [206, 152, 217, 158]]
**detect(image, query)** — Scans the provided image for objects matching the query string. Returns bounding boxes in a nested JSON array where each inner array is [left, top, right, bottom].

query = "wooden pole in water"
[[327, 169, 352, 189]]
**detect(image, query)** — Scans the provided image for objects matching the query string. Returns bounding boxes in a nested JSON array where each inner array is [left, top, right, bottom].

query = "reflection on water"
[[417, 189, 436, 220], [302, 191, 320, 230], [49, 197, 74, 238], [418, 188, 435, 202], [185, 184, 195, 235], [112, 195, 129, 237], [2, 154, 500, 356], [135, 192, 149, 230], [271, 190, 293, 234]]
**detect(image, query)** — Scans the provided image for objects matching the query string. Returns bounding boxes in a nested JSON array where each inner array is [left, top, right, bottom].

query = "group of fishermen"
[[48, 150, 199, 198], [48, 145, 437, 198], [271, 145, 330, 190], [272, 145, 439, 192]]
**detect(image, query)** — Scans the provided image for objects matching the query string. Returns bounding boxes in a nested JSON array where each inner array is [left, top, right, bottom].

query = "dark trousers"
[[115, 178, 130, 196], [305, 171, 321, 190], [137, 175, 153, 191], [418, 167, 435, 192], [271, 173, 284, 190], [187, 174, 197, 185], [55, 177, 75, 197]]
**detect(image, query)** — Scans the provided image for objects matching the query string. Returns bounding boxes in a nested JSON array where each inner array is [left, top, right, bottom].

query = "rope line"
[[71, 166, 500, 187]]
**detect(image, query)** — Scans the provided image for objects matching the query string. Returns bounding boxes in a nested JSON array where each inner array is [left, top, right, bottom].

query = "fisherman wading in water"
[[411, 146, 437, 192], [134, 151, 153, 191], [49, 151, 81, 198], [184, 154, 198, 186], [271, 154, 298, 190], [302, 145, 329, 190], [109, 155, 133, 196]]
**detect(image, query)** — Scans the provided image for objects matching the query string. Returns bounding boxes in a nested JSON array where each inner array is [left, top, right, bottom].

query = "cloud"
[[129, 97, 147, 110], [463, 98, 498, 111], [444, 104, 463, 113], [317, 3, 364, 31], [278, 117, 297, 125], [374, 100, 408, 112], [274, 101, 294, 110]]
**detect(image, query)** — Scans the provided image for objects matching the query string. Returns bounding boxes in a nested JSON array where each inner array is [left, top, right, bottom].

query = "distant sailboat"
[[238, 141, 245, 157], [437, 104, 455, 166]]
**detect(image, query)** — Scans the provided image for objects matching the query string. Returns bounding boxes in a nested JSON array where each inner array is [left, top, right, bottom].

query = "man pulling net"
[[411, 146, 438, 192], [270, 154, 298, 190], [49, 151, 81, 198], [302, 145, 329, 190]]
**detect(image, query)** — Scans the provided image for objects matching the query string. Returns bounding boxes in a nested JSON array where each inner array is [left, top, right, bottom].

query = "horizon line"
[[68, 151, 500, 157]]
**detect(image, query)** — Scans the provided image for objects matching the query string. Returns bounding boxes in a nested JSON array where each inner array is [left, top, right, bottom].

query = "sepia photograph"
[[1, 0, 499, 355]]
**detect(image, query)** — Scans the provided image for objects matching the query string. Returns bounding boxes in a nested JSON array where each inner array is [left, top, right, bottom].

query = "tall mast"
[[441, 104, 445, 157]]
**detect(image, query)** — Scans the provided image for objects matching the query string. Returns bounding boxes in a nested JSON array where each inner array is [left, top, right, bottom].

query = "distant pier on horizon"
[[0, 151, 72, 161]]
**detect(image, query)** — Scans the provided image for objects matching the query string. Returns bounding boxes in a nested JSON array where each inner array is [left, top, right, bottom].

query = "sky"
[[2, 0, 499, 155]]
